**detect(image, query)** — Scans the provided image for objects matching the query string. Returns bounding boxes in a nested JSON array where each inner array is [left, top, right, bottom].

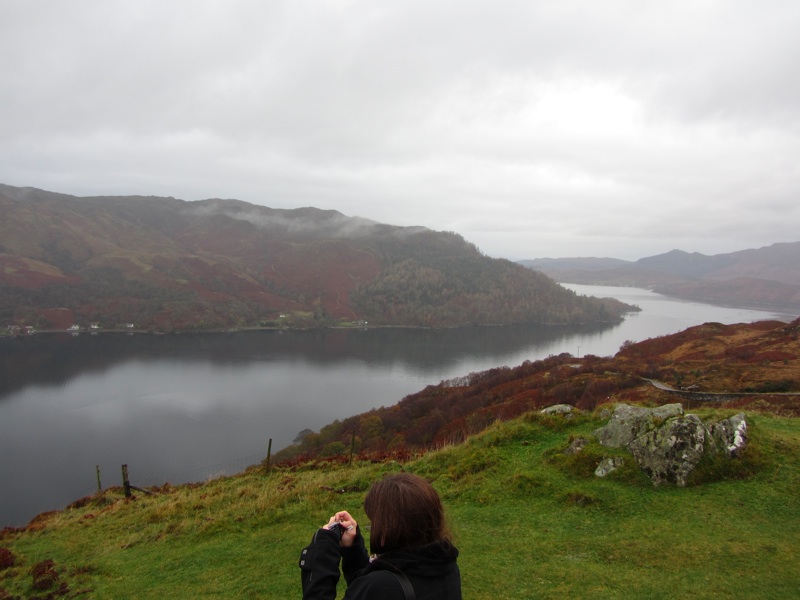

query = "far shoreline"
[[1, 317, 633, 339], [561, 281, 800, 317]]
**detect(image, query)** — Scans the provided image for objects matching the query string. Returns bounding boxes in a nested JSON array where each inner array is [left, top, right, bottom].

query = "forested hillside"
[[0, 185, 632, 331]]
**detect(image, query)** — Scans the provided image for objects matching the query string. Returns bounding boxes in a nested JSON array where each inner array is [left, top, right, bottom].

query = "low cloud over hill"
[[1, 184, 633, 331]]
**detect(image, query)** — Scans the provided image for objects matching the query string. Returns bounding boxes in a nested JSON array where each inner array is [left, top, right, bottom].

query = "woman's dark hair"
[[363, 473, 451, 554]]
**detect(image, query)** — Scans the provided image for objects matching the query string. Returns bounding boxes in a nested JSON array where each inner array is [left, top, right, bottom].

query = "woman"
[[299, 472, 462, 599]]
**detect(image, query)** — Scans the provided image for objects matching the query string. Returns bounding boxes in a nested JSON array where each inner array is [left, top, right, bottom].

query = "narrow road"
[[643, 378, 677, 391], [642, 378, 800, 400]]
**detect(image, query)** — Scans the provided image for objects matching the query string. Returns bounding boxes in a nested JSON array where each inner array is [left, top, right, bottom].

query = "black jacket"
[[299, 527, 462, 600]]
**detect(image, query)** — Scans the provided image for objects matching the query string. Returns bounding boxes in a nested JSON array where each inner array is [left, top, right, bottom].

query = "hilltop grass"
[[2, 410, 799, 599]]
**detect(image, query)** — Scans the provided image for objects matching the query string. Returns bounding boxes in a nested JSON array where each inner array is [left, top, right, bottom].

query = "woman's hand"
[[322, 510, 358, 548]]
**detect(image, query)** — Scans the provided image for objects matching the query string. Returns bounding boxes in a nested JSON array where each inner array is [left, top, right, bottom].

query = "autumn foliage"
[[275, 318, 800, 464]]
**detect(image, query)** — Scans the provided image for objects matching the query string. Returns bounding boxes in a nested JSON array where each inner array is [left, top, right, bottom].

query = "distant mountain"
[[0, 184, 633, 331], [518, 257, 630, 271], [519, 243, 800, 311]]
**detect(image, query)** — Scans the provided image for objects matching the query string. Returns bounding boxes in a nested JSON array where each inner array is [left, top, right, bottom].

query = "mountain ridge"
[[519, 242, 800, 311], [0, 184, 632, 331]]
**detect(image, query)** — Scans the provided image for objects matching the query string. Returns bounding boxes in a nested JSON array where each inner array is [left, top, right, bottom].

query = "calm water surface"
[[1, 285, 794, 527]]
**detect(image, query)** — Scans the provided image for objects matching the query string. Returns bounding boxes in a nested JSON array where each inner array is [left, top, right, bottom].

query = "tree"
[[293, 428, 314, 444], [359, 414, 384, 443]]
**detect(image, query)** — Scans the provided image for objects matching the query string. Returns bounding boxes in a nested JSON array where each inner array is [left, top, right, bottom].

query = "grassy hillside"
[[1, 408, 798, 599]]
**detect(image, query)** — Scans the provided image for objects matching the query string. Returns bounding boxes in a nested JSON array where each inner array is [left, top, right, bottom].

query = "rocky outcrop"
[[594, 457, 624, 477], [627, 414, 709, 486], [593, 404, 748, 486], [710, 413, 749, 457], [541, 404, 580, 418], [593, 403, 683, 448], [564, 437, 588, 455]]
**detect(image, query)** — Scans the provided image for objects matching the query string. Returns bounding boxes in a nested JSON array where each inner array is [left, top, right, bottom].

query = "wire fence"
[[94, 451, 269, 497], [168, 452, 267, 484]]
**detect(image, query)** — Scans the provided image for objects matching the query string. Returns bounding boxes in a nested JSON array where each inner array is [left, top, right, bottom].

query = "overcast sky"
[[1, 1, 798, 260]]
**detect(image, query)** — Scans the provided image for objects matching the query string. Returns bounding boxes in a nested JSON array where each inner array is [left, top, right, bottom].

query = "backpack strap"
[[386, 569, 415, 600], [375, 562, 416, 600]]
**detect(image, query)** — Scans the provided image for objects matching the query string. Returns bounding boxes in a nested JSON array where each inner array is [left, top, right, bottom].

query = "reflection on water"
[[0, 323, 615, 399], [1, 287, 793, 527]]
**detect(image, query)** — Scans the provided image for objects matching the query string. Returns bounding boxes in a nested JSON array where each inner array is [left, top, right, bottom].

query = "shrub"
[[686, 437, 766, 485], [511, 470, 548, 493], [30, 560, 59, 592], [546, 439, 606, 479], [743, 379, 797, 393], [560, 490, 600, 507], [321, 441, 346, 457], [446, 447, 499, 481], [0, 548, 15, 570]]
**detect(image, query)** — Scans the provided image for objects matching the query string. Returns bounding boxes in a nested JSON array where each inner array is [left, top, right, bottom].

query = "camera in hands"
[[327, 522, 344, 540]]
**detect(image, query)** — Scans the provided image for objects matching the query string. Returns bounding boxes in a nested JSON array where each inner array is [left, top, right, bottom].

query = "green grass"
[[1, 410, 798, 599]]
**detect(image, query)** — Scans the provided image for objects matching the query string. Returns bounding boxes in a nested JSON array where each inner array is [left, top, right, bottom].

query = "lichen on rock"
[[594, 457, 624, 477], [710, 413, 748, 457], [593, 403, 749, 487], [627, 414, 709, 486], [541, 404, 579, 418], [592, 403, 683, 448]]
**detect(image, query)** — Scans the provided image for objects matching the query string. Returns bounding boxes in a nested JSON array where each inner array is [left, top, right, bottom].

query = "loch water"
[[1, 284, 794, 527]]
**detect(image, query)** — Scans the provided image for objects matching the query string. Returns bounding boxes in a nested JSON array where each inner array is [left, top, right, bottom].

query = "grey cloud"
[[186, 201, 373, 236], [1, 0, 798, 260]]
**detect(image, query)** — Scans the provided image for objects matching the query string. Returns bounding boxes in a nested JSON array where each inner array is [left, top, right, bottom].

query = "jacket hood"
[[376, 540, 459, 578]]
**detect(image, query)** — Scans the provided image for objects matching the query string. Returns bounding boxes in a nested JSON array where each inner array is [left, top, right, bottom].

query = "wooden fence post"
[[349, 432, 356, 466], [266, 438, 272, 474], [96, 465, 102, 495], [121, 464, 131, 498]]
